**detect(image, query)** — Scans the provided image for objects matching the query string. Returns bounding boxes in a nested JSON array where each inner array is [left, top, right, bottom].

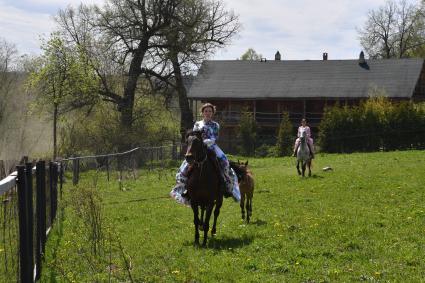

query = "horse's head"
[[185, 130, 205, 164], [299, 128, 307, 143], [230, 160, 249, 182]]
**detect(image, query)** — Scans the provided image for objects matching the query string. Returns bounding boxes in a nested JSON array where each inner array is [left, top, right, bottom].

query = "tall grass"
[[42, 150, 425, 282]]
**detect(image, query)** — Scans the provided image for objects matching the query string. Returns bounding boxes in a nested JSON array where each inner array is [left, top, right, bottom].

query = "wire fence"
[[61, 144, 185, 186], [0, 161, 62, 282]]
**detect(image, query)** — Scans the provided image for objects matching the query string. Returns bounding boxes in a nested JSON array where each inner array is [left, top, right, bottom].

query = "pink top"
[[297, 126, 311, 138]]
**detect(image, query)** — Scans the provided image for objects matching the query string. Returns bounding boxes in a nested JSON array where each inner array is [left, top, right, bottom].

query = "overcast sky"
[[0, 0, 420, 60]]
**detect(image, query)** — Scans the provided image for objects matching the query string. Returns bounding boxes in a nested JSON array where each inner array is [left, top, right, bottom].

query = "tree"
[[55, 0, 239, 148], [240, 48, 262, 60], [358, 0, 425, 59], [161, 0, 240, 142], [28, 34, 99, 159], [275, 112, 294, 157], [0, 38, 18, 124]]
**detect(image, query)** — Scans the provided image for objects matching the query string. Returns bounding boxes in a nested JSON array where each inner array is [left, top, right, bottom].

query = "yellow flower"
[[172, 270, 180, 274]]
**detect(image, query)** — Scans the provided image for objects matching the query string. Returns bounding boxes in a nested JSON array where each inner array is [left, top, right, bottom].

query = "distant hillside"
[[0, 72, 52, 161]]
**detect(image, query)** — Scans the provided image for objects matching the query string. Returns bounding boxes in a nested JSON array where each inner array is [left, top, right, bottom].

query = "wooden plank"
[[0, 171, 17, 195]]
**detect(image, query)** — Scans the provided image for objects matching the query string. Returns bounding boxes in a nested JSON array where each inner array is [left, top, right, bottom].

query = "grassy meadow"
[[41, 150, 425, 282]]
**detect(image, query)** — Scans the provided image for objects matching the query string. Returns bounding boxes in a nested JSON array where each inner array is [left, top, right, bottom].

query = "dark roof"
[[187, 59, 424, 99]]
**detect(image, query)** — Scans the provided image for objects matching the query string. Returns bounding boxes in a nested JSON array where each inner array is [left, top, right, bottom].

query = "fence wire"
[[0, 186, 19, 282]]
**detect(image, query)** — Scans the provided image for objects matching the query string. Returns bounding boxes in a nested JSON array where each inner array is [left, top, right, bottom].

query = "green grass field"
[[41, 150, 425, 282]]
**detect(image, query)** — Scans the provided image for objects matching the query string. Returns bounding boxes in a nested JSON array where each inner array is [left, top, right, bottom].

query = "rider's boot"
[[308, 144, 314, 159], [293, 144, 299, 157], [221, 174, 232, 198]]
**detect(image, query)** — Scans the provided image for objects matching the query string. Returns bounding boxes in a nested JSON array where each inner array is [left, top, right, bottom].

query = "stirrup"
[[181, 190, 189, 198]]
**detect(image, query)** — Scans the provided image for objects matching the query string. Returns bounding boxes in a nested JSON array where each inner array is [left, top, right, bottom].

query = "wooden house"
[[187, 52, 425, 150]]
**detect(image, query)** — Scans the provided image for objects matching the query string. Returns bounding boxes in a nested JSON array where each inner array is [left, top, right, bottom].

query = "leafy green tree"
[[275, 112, 294, 156], [28, 34, 99, 159], [241, 48, 262, 60]]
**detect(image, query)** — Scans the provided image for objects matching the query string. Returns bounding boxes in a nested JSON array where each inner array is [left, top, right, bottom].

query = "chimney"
[[275, 51, 281, 61], [323, 52, 328, 60], [359, 51, 366, 64]]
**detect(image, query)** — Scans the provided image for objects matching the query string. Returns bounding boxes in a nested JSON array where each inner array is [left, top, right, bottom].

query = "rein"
[[191, 143, 208, 178]]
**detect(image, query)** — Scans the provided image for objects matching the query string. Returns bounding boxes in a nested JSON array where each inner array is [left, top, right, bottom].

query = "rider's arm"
[[203, 122, 219, 147]]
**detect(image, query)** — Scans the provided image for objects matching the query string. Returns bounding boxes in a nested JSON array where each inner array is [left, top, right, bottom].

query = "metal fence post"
[[17, 165, 31, 283]]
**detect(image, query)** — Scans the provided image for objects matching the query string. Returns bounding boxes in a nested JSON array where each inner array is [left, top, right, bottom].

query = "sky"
[[0, 0, 420, 60]]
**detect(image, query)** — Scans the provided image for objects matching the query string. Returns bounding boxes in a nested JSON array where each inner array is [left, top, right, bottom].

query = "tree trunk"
[[170, 52, 194, 144], [118, 44, 147, 151], [53, 103, 58, 160]]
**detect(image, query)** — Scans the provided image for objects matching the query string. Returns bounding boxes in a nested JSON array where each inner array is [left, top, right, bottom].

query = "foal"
[[231, 161, 254, 223]]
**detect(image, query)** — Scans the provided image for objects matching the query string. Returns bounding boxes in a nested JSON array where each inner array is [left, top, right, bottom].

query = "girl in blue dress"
[[170, 103, 241, 205]]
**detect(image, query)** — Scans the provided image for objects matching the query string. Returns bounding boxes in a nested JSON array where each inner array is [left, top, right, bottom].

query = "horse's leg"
[[202, 205, 214, 247], [246, 197, 251, 223], [192, 204, 200, 246], [246, 195, 252, 223], [211, 197, 222, 236], [308, 160, 311, 177], [296, 160, 301, 175], [302, 161, 306, 177], [240, 192, 246, 220], [199, 207, 205, 231]]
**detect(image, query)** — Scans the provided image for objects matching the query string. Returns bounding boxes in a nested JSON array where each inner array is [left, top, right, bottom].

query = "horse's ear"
[[245, 160, 249, 166]]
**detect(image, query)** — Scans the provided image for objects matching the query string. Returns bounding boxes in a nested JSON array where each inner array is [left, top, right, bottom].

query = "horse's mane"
[[185, 129, 203, 140]]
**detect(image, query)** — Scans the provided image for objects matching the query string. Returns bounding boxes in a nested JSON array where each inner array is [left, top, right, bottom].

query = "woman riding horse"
[[293, 118, 314, 158], [170, 103, 241, 205]]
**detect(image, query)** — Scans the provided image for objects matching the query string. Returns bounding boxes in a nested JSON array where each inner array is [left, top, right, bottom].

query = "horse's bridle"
[[188, 135, 208, 177]]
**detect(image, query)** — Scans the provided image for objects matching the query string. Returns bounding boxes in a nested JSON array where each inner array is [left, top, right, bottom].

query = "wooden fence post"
[[25, 162, 34, 282], [35, 160, 46, 280], [106, 157, 110, 182], [0, 160, 5, 179], [17, 165, 31, 283], [72, 158, 79, 185]]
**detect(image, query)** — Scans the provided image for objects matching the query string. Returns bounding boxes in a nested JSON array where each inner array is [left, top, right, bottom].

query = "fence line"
[[61, 145, 184, 186], [0, 160, 62, 282]]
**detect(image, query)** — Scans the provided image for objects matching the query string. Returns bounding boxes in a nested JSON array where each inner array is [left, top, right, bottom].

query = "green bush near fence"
[[275, 112, 294, 157], [318, 97, 425, 152], [237, 110, 257, 156]]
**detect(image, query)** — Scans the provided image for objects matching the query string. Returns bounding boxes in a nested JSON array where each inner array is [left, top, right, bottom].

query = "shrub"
[[237, 110, 257, 156], [319, 97, 425, 153], [275, 112, 294, 156]]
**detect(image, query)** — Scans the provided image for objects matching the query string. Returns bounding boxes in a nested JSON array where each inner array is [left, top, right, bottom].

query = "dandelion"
[[172, 270, 180, 274]]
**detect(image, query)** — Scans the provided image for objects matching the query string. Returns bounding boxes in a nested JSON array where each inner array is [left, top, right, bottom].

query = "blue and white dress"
[[170, 119, 241, 205]]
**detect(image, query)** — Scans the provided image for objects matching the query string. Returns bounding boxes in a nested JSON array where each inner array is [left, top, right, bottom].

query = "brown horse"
[[185, 130, 223, 247], [230, 160, 254, 223]]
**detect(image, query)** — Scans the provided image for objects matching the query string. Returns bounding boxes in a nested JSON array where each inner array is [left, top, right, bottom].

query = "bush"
[[275, 112, 295, 156], [318, 97, 425, 153], [59, 96, 179, 157], [238, 110, 257, 156]]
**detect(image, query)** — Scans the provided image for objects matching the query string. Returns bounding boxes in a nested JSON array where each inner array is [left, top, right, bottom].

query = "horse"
[[230, 160, 254, 223], [296, 129, 312, 177], [185, 130, 223, 247]]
